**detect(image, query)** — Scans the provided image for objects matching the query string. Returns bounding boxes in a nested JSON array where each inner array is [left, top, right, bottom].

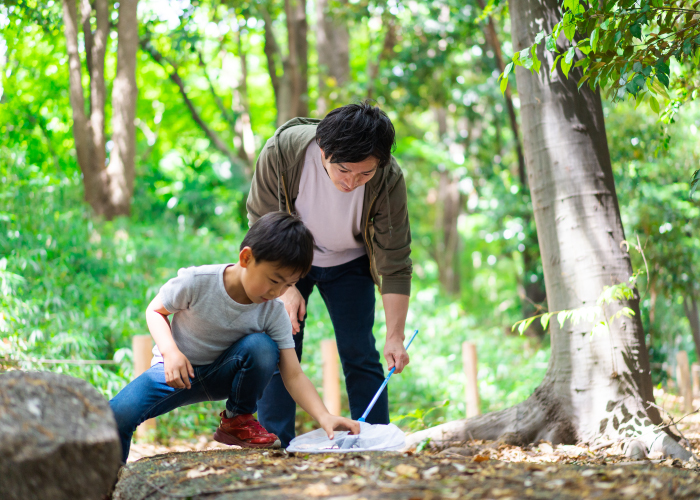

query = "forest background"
[[1, 0, 699, 443]]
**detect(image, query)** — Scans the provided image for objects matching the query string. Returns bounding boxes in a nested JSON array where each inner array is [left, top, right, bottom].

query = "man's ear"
[[239, 247, 254, 268]]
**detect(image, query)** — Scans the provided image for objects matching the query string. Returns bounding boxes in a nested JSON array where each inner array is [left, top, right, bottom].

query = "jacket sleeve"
[[372, 168, 413, 296], [246, 138, 282, 227]]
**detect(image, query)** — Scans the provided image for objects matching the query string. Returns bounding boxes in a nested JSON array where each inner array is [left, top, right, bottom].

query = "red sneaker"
[[213, 412, 280, 448]]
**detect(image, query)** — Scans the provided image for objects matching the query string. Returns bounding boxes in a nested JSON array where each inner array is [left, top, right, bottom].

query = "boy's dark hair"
[[316, 101, 396, 169], [240, 212, 315, 276]]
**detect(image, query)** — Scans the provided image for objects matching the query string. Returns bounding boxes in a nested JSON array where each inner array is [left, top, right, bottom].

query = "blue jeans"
[[258, 255, 389, 447], [109, 333, 280, 462]]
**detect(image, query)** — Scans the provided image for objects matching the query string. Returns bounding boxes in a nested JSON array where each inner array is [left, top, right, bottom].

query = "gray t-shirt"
[[151, 264, 295, 366]]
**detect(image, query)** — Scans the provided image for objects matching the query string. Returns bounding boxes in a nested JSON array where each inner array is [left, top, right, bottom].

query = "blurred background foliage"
[[1, 0, 698, 441]]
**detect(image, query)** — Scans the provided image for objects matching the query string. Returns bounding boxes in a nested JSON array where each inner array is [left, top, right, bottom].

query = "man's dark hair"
[[316, 101, 396, 168], [240, 212, 315, 276]]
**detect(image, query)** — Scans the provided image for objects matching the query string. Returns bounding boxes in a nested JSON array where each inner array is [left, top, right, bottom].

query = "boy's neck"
[[223, 264, 253, 305]]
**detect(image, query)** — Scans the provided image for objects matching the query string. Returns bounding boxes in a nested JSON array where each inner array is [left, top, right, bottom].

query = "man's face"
[[319, 149, 379, 193]]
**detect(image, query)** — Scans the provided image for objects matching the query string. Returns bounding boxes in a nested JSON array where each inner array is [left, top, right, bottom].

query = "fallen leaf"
[[303, 483, 330, 497], [185, 466, 226, 479], [395, 464, 419, 479], [473, 455, 490, 463], [422, 466, 440, 480]]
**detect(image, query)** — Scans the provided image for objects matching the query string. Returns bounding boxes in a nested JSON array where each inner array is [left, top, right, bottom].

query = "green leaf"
[[503, 62, 513, 79], [657, 72, 670, 88], [630, 23, 642, 38], [558, 310, 571, 329], [545, 35, 557, 52], [517, 316, 537, 335], [500, 74, 509, 93], [691, 169, 700, 198], [590, 28, 599, 51], [649, 95, 660, 113], [531, 46, 541, 73], [540, 312, 554, 330], [534, 31, 546, 45], [564, 15, 576, 41], [633, 61, 643, 73], [614, 31, 622, 43], [577, 74, 590, 89], [655, 59, 670, 75]]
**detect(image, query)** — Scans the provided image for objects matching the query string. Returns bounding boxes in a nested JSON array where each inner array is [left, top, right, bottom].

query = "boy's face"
[[240, 248, 301, 304], [319, 148, 379, 193]]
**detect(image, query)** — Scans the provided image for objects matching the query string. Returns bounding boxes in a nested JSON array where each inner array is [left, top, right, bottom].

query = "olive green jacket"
[[246, 118, 412, 296]]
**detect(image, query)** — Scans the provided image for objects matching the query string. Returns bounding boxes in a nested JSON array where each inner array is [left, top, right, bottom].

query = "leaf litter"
[[114, 389, 700, 498]]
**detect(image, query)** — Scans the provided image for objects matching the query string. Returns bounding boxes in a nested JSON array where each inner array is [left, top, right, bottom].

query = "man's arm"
[[278, 349, 360, 439], [382, 293, 410, 374], [146, 295, 194, 389]]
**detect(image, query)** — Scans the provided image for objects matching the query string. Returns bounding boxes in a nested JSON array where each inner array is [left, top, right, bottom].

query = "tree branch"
[[141, 38, 240, 173]]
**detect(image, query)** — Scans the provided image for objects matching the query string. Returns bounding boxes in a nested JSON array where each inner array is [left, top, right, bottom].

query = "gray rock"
[[0, 371, 122, 500]]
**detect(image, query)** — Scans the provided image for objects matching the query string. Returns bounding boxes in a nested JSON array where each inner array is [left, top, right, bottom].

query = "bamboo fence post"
[[462, 341, 480, 418], [321, 339, 341, 416], [692, 363, 700, 399], [133, 335, 156, 439], [676, 350, 693, 414]]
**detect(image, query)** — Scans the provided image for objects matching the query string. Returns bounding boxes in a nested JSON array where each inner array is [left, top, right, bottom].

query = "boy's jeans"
[[109, 333, 279, 462], [258, 255, 389, 447]]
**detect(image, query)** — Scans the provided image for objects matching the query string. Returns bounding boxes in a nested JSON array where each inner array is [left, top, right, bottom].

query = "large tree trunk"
[[107, 0, 138, 217], [684, 297, 700, 364], [315, 0, 350, 115], [406, 0, 689, 459]]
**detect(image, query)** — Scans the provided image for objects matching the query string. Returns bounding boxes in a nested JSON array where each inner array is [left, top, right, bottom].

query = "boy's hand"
[[280, 285, 306, 334], [163, 349, 195, 389], [318, 414, 361, 440]]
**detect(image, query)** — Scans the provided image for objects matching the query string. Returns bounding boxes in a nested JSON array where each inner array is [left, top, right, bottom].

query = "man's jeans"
[[258, 255, 389, 447], [109, 333, 279, 462]]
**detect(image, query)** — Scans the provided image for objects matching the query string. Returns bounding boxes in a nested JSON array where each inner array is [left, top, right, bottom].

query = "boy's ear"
[[239, 247, 254, 268]]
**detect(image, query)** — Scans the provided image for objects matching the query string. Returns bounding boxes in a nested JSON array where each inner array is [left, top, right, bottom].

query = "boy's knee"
[[245, 333, 280, 372]]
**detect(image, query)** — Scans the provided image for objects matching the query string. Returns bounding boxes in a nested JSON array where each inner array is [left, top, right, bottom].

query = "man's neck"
[[223, 264, 253, 304]]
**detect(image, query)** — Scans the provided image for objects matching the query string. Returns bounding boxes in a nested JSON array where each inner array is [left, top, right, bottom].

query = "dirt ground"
[[114, 389, 700, 499]]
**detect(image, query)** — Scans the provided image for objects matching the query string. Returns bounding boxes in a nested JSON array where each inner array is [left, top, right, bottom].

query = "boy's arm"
[[146, 294, 195, 389], [278, 349, 360, 439]]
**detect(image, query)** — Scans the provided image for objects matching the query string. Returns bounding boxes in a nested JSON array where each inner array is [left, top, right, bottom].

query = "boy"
[[109, 212, 359, 462]]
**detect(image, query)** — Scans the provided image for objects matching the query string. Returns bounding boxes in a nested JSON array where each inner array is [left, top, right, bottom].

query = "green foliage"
[[501, 0, 700, 117], [391, 399, 450, 433]]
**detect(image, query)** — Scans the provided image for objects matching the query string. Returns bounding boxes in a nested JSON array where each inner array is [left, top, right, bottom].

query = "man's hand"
[[318, 414, 361, 440], [163, 349, 195, 389], [384, 336, 409, 374], [280, 284, 306, 334]]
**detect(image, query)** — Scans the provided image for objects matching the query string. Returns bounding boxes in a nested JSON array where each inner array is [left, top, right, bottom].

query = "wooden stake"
[[133, 335, 156, 440], [692, 363, 700, 399], [462, 342, 480, 418], [676, 350, 693, 414], [321, 339, 341, 416]]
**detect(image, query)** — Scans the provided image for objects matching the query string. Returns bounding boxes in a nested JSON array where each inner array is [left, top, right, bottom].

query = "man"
[[247, 101, 412, 446]]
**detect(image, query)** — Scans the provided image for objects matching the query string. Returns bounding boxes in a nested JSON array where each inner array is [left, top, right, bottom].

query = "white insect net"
[[286, 422, 405, 453]]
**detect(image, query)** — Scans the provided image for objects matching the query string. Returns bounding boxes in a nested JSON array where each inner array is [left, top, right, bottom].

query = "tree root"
[[403, 391, 694, 461]]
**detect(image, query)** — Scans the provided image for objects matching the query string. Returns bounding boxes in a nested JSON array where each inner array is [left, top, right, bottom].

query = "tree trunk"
[[260, 3, 308, 125], [435, 169, 463, 295], [684, 297, 700, 364], [233, 32, 255, 173], [366, 14, 396, 100], [107, 0, 138, 217], [89, 0, 108, 186], [315, 0, 349, 115], [62, 0, 106, 213], [405, 0, 690, 459]]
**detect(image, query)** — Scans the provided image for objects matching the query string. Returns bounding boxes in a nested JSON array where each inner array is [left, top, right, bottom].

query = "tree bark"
[[233, 33, 255, 173], [435, 169, 463, 295], [108, 0, 138, 217], [405, 0, 690, 459], [62, 0, 105, 212], [684, 297, 700, 364], [90, 0, 108, 185], [315, 0, 350, 115]]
